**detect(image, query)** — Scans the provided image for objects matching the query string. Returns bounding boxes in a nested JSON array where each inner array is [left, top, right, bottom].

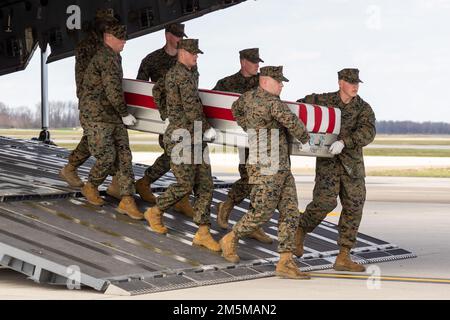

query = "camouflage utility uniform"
[[79, 44, 135, 196], [67, 31, 101, 168], [213, 71, 259, 93], [215, 48, 263, 227], [67, 12, 117, 171], [216, 73, 259, 206], [136, 47, 177, 183], [156, 61, 214, 225], [297, 91, 376, 249], [233, 82, 310, 252]]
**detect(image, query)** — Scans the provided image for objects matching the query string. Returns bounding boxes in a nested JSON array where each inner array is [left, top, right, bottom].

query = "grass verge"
[[367, 167, 450, 178], [364, 148, 450, 157]]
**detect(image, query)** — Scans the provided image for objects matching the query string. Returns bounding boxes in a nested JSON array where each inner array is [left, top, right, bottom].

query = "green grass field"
[[367, 167, 450, 178], [364, 148, 450, 157]]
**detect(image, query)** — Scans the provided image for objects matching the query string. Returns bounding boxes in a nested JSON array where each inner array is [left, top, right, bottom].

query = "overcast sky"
[[1, 0, 450, 122]]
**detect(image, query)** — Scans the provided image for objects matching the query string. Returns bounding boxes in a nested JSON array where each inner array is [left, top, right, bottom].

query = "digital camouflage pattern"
[[164, 62, 210, 143], [233, 87, 310, 183], [233, 171, 300, 252], [156, 61, 214, 225], [177, 38, 203, 54], [231, 87, 309, 252], [226, 147, 251, 205], [136, 46, 178, 183], [68, 12, 118, 169], [165, 23, 187, 38], [75, 32, 102, 99], [260, 66, 289, 82], [68, 31, 102, 168], [104, 24, 127, 39], [212, 68, 259, 204], [136, 47, 177, 82], [213, 71, 259, 94], [296, 91, 376, 248], [232, 84, 310, 252], [79, 44, 129, 123], [239, 48, 264, 63], [80, 118, 135, 196], [143, 134, 171, 183], [338, 68, 363, 83], [78, 43, 135, 195], [156, 150, 214, 225]]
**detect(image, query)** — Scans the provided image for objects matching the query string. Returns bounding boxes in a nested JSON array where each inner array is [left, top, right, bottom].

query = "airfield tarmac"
[[0, 166, 449, 300]]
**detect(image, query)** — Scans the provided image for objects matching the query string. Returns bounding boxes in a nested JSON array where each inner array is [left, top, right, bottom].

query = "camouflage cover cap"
[[239, 48, 264, 63], [165, 23, 187, 38], [105, 22, 127, 40], [95, 8, 114, 20], [338, 68, 363, 83], [177, 39, 203, 54], [260, 66, 289, 82]]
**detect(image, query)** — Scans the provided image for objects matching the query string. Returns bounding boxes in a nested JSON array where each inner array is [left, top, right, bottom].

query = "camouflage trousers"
[[233, 171, 300, 253], [298, 171, 366, 249], [82, 120, 135, 196], [156, 142, 214, 225], [227, 147, 251, 205], [68, 128, 117, 177], [143, 134, 171, 183], [67, 135, 91, 168]]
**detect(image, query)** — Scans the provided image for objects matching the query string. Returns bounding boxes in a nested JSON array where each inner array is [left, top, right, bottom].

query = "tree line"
[[376, 121, 450, 134], [1, 101, 449, 134], [0, 101, 80, 129]]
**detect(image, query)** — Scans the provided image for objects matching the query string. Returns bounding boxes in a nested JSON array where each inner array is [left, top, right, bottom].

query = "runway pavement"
[[1, 175, 449, 300]]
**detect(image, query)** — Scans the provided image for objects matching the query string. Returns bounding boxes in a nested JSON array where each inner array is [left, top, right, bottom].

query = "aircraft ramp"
[[0, 136, 416, 295]]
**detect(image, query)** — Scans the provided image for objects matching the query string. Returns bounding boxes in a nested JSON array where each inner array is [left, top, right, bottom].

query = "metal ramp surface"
[[0, 137, 416, 295]]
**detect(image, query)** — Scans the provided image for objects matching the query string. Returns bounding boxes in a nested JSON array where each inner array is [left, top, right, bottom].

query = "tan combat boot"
[[219, 231, 240, 263], [248, 227, 273, 244], [293, 227, 306, 257], [275, 252, 311, 280], [106, 176, 121, 200], [216, 199, 234, 229], [117, 196, 144, 220], [173, 195, 194, 218], [334, 247, 366, 272], [144, 206, 168, 234], [193, 225, 221, 252], [81, 182, 104, 206], [135, 176, 156, 204], [59, 164, 84, 187]]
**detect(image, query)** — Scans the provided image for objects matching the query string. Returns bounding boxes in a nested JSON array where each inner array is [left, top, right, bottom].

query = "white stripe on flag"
[[306, 104, 315, 131], [333, 108, 341, 134], [319, 106, 329, 133], [199, 91, 237, 110]]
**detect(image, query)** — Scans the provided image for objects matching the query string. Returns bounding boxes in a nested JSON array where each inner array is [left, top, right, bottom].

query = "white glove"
[[329, 140, 345, 155], [122, 114, 137, 126], [203, 128, 216, 141], [301, 142, 311, 153]]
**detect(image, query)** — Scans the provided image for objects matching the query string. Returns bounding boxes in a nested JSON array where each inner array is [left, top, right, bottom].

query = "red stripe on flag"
[[313, 105, 322, 133], [326, 107, 336, 133], [203, 105, 234, 121], [124, 92, 157, 109], [299, 104, 307, 126]]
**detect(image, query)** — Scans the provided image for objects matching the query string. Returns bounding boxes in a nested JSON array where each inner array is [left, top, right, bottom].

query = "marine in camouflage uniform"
[[134, 24, 194, 217], [212, 48, 261, 93], [144, 39, 220, 252], [220, 66, 311, 279], [60, 10, 117, 188], [213, 49, 272, 244], [79, 22, 143, 220], [295, 68, 376, 272]]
